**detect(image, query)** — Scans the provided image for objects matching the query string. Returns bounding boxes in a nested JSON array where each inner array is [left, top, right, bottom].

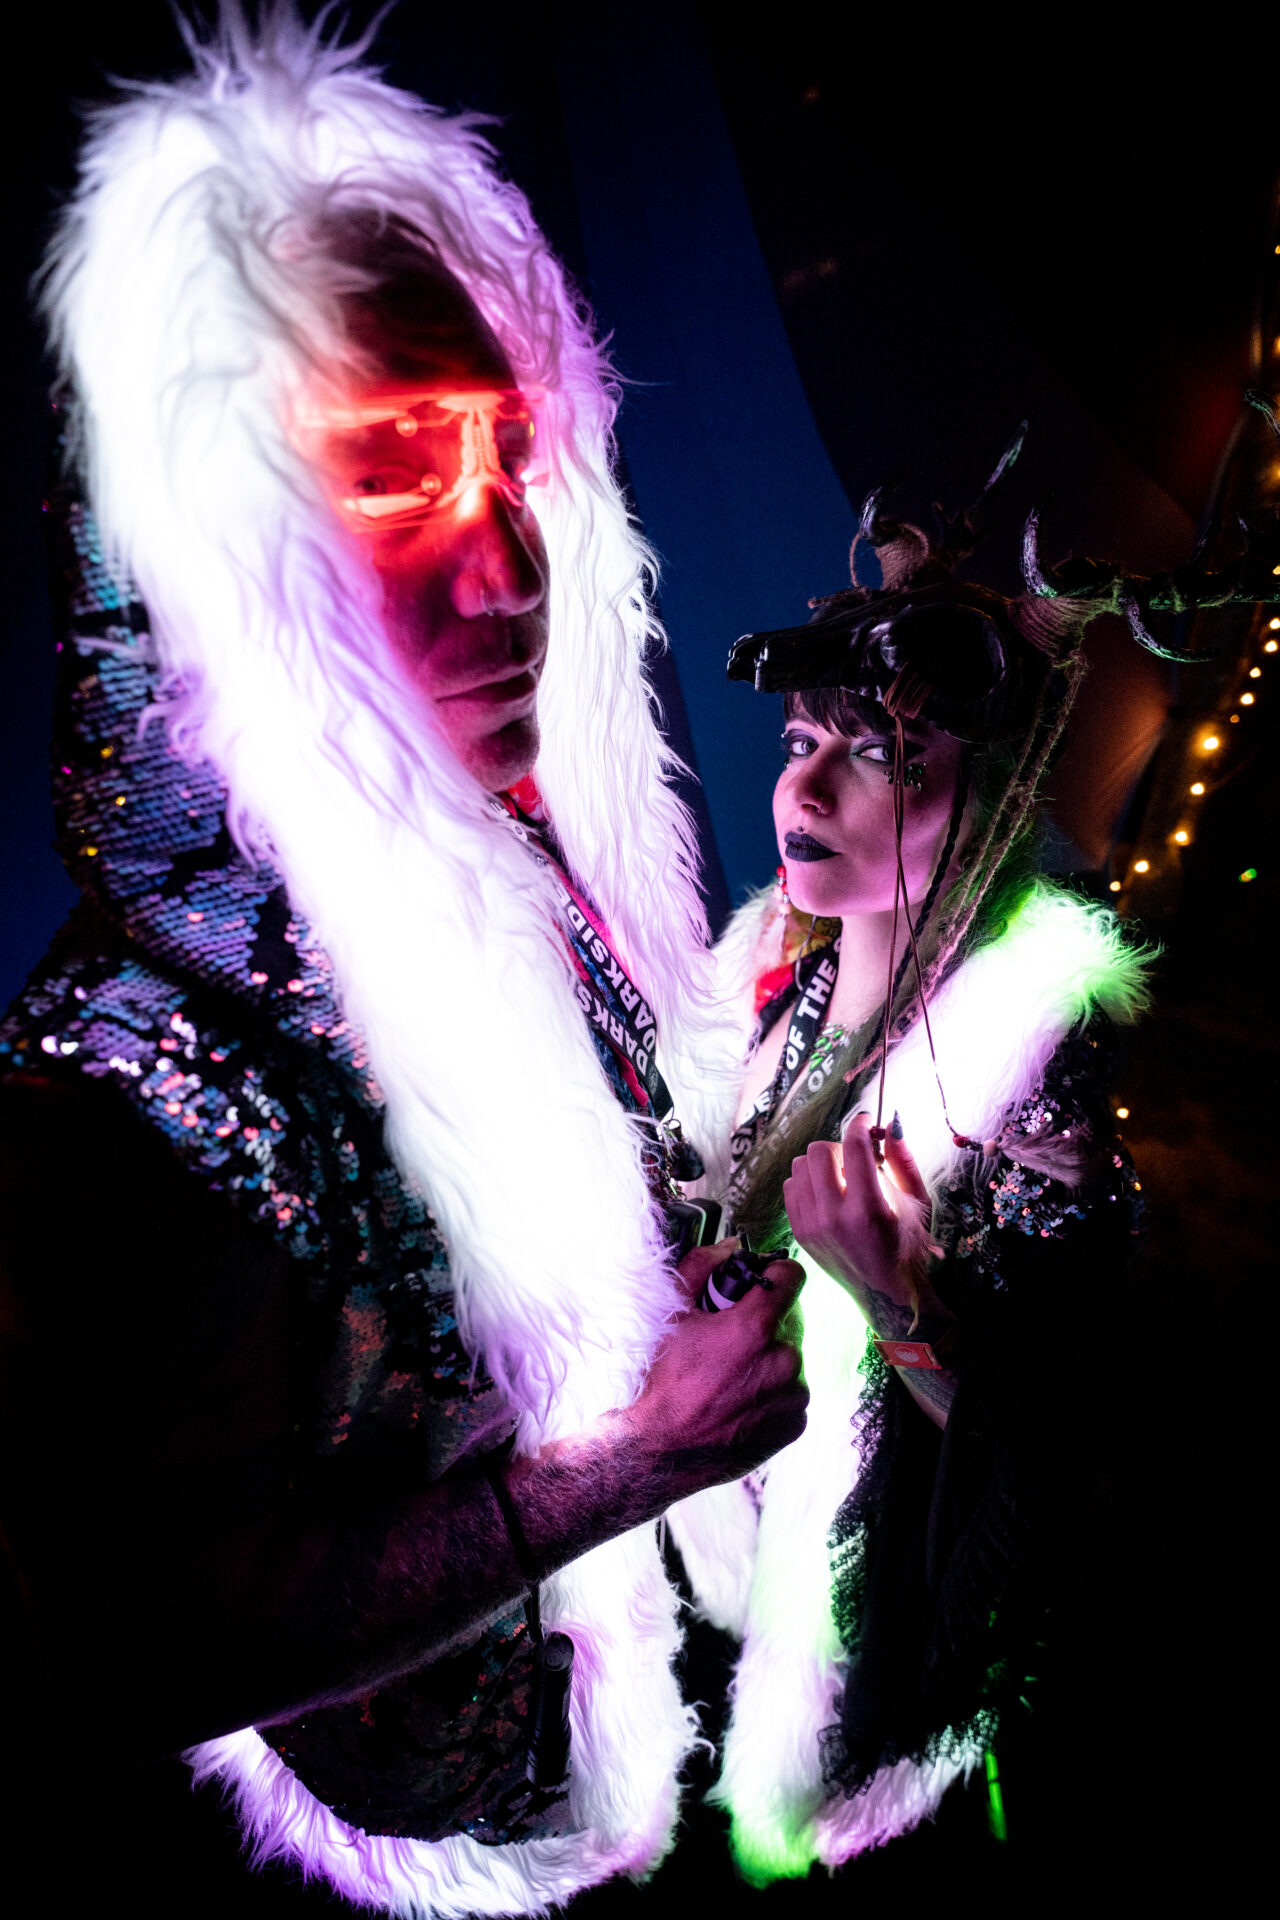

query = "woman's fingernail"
[[890, 1111, 904, 1140]]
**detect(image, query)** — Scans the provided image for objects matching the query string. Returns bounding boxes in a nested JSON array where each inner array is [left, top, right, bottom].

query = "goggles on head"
[[727, 578, 1056, 746], [295, 387, 541, 531]]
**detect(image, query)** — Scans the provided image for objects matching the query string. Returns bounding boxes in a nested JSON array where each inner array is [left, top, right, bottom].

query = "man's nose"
[[449, 485, 547, 623]]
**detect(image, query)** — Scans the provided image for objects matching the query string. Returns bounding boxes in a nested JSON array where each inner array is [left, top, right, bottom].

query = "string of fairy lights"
[[1107, 202, 1280, 915], [1100, 214, 1280, 1125], [1105, 596, 1272, 1127], [1109, 590, 1276, 904]]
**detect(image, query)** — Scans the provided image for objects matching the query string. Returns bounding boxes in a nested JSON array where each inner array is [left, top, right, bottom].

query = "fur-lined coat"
[[669, 882, 1147, 1882]]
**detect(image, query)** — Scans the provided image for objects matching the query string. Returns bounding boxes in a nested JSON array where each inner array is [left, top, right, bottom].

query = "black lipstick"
[[784, 830, 839, 863]]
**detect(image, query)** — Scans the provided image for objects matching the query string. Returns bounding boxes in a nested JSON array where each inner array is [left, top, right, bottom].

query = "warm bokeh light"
[[1240, 692, 1255, 706], [1174, 829, 1189, 844], [1202, 735, 1220, 750], [1190, 781, 1205, 795], [1133, 859, 1150, 873], [1116, 1106, 1130, 1119], [1267, 640, 1278, 653], [1270, 617, 1280, 627], [1108, 879, 1122, 892], [1240, 868, 1258, 883]]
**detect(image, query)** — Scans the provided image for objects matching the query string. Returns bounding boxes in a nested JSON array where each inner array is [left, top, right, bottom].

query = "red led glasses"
[[296, 388, 540, 531]]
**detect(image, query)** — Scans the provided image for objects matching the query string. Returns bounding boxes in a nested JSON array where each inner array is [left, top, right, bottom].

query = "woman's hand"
[[784, 1112, 957, 1428], [784, 1110, 933, 1300]]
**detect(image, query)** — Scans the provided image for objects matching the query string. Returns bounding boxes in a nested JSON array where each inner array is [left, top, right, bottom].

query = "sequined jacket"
[[0, 489, 634, 1846]]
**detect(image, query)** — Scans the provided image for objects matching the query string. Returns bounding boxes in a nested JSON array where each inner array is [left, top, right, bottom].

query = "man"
[[0, 11, 804, 1911]]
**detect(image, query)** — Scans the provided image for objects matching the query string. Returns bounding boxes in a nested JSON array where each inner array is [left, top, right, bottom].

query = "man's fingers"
[[739, 1254, 805, 1329], [674, 1237, 740, 1299], [761, 1254, 804, 1293]]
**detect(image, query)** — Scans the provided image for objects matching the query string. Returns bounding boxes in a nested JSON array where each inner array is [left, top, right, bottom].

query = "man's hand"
[[622, 1241, 808, 1492]]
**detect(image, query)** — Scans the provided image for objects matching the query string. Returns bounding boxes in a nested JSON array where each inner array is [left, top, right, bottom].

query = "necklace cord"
[[874, 729, 905, 1142], [873, 717, 958, 1158]]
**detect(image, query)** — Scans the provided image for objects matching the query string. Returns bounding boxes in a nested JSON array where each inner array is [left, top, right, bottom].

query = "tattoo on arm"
[[858, 1286, 958, 1425], [859, 1284, 951, 1347]]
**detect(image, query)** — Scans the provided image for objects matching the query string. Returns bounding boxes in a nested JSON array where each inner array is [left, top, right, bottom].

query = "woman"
[[668, 486, 1160, 1882]]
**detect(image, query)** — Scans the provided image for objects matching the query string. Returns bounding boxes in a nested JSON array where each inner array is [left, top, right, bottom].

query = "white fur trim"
[[813, 1749, 975, 1865], [706, 1259, 869, 1874], [676, 882, 1145, 1871], [665, 1481, 759, 1640], [866, 881, 1149, 1197], [190, 1527, 692, 1917]]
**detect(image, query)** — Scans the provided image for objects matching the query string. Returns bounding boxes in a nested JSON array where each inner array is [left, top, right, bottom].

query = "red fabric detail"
[[504, 772, 543, 818], [753, 963, 794, 1014]]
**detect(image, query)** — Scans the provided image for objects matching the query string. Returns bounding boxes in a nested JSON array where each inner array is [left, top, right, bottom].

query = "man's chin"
[[461, 714, 541, 793]]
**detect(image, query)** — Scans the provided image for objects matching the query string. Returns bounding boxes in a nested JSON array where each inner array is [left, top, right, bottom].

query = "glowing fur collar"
[[41, 11, 739, 1913], [670, 879, 1148, 1881]]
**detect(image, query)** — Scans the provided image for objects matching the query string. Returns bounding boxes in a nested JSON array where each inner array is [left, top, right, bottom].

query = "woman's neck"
[[826, 904, 914, 1033]]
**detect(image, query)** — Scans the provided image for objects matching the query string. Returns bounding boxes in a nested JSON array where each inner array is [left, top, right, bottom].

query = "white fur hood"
[[41, 12, 735, 1914]]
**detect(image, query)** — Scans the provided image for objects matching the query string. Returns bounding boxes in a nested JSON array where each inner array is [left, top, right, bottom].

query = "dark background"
[[1, 2, 1273, 1905]]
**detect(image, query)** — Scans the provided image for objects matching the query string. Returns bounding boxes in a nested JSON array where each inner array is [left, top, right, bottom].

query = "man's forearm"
[[177, 1414, 697, 1750]]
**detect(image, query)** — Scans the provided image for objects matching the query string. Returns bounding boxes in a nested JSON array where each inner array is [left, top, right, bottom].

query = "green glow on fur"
[[729, 1815, 817, 1886], [984, 1749, 1007, 1841], [713, 884, 1150, 1866], [1001, 882, 1154, 1027]]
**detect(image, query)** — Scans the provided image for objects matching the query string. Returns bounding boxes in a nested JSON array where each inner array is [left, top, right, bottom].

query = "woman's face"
[[773, 707, 967, 919]]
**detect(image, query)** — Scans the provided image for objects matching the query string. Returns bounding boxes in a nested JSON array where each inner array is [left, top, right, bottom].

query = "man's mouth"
[[784, 830, 839, 862], [439, 665, 540, 708]]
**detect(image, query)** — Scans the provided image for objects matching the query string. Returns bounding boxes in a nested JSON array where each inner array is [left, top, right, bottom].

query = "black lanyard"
[[767, 936, 842, 1110], [495, 797, 675, 1120]]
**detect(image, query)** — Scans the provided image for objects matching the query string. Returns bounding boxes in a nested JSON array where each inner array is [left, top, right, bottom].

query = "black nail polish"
[[890, 1110, 904, 1140]]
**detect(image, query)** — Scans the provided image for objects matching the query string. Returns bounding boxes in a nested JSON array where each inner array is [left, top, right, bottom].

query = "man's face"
[[300, 276, 550, 791]]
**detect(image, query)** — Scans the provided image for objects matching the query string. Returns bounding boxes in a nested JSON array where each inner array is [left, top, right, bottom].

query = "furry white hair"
[[39, 1, 736, 1420], [39, 6, 743, 1909]]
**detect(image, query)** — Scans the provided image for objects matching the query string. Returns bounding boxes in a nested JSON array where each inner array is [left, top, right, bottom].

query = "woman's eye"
[[851, 740, 893, 764], [353, 475, 388, 496], [781, 732, 815, 760]]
